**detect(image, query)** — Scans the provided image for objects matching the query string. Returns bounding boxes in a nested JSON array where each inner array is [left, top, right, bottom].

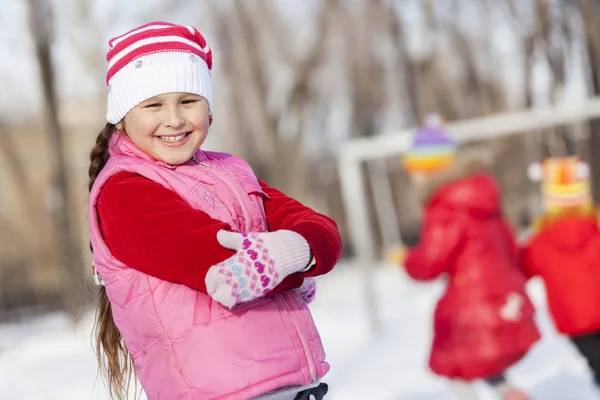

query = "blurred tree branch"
[[578, 0, 600, 201], [214, 0, 336, 198]]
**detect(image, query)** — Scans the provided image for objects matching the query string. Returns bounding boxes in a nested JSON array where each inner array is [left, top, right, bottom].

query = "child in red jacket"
[[521, 156, 600, 387], [400, 115, 540, 400]]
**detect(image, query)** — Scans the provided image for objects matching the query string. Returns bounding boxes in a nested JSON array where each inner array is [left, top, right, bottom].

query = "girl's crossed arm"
[[97, 171, 235, 293]]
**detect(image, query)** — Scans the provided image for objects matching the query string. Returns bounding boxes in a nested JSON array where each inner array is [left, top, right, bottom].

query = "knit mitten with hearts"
[[205, 230, 312, 308]]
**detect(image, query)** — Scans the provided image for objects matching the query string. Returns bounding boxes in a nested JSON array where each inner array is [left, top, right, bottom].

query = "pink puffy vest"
[[88, 134, 328, 399]]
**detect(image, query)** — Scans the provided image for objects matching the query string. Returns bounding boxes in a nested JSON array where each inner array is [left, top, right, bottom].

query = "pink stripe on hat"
[[108, 21, 179, 48]]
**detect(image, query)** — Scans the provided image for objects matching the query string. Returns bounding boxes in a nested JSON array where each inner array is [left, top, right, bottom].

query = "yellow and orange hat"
[[527, 156, 592, 214]]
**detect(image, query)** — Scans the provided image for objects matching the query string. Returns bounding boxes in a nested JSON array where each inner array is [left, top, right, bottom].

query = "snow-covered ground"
[[0, 262, 598, 400]]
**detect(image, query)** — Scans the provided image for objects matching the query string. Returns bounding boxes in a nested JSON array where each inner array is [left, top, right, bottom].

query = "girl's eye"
[[144, 103, 161, 108], [181, 99, 198, 105]]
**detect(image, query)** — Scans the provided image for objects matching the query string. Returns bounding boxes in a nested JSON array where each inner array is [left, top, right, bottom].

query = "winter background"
[[2, 0, 600, 399]]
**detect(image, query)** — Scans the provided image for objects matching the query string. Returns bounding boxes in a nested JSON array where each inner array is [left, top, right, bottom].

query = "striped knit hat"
[[527, 156, 592, 214], [105, 21, 213, 124], [403, 114, 457, 175]]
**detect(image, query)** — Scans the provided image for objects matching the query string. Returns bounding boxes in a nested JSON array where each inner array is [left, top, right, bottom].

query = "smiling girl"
[[88, 21, 341, 400]]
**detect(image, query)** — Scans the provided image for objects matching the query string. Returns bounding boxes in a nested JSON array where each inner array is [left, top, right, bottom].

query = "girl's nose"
[[165, 108, 185, 129]]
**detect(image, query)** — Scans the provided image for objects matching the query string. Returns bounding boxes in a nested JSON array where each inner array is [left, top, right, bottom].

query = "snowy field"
[[0, 262, 598, 400]]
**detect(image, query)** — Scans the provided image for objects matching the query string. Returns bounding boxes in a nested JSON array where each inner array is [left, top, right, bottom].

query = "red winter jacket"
[[521, 214, 600, 336], [96, 172, 342, 294], [405, 171, 540, 380]]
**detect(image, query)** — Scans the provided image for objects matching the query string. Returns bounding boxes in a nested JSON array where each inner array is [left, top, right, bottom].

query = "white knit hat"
[[105, 21, 213, 124]]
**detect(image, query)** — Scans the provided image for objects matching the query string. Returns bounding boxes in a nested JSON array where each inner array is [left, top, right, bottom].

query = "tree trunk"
[[28, 0, 85, 320], [580, 0, 600, 202]]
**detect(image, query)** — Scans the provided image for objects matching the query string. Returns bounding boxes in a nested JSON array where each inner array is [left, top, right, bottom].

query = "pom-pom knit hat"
[[527, 156, 592, 214], [403, 114, 457, 174], [105, 21, 213, 124]]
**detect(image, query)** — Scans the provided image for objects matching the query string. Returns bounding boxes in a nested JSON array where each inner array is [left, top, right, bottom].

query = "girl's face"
[[117, 93, 210, 165]]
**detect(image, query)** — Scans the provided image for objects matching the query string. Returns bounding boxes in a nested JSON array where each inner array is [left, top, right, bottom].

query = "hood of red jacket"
[[429, 173, 501, 219]]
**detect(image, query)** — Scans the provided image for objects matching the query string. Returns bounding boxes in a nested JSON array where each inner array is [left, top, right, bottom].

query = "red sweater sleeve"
[[96, 172, 235, 292], [259, 180, 343, 278]]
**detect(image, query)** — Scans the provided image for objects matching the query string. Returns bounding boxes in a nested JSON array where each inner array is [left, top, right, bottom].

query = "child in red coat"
[[400, 115, 540, 400], [521, 156, 600, 387]]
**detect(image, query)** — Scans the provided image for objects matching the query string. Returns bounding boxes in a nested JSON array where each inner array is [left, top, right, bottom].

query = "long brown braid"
[[89, 123, 135, 400]]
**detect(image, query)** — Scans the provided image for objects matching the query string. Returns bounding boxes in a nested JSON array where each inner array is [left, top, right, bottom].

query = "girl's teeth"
[[160, 134, 186, 142]]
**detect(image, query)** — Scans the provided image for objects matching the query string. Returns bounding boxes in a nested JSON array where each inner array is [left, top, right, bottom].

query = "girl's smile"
[[157, 131, 193, 145]]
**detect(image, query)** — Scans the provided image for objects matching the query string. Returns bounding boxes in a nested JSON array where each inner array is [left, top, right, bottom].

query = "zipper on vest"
[[191, 154, 211, 168], [194, 156, 253, 230], [277, 293, 317, 381]]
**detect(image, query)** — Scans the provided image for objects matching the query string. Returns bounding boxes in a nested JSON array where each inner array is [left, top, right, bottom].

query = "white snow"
[[0, 262, 598, 400]]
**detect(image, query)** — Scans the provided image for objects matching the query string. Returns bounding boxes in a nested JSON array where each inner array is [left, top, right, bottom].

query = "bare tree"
[[212, 0, 337, 201], [27, 0, 85, 320], [578, 0, 600, 201]]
